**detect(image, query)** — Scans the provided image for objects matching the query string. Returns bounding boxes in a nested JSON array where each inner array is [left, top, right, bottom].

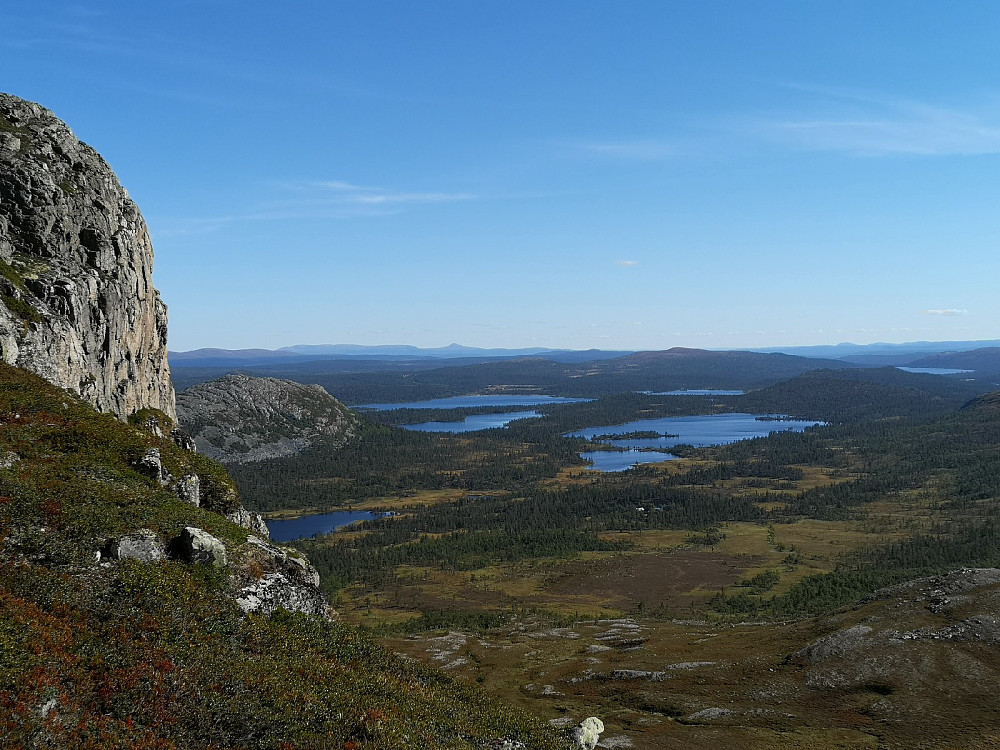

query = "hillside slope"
[[177, 374, 360, 464], [0, 363, 563, 749]]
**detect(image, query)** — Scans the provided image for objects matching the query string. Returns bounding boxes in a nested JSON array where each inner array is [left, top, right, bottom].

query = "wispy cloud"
[[153, 179, 476, 236], [572, 139, 678, 160], [758, 87, 1000, 156], [616, 260, 639, 267], [313, 181, 474, 205], [923, 308, 969, 316]]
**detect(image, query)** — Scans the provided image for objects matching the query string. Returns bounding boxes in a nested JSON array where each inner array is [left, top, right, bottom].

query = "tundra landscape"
[[4, 3, 1000, 748]]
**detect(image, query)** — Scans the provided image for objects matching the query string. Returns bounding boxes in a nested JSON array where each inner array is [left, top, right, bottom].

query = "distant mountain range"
[[169, 344, 632, 368], [170, 339, 1000, 370]]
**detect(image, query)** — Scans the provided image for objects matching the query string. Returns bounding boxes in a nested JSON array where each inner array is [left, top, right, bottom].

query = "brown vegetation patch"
[[544, 550, 764, 610]]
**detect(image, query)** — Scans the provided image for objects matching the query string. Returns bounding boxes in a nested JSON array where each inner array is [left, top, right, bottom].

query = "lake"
[[357, 395, 592, 410], [265, 510, 387, 542], [569, 413, 824, 472], [579, 449, 678, 472], [404, 410, 541, 432], [897, 367, 974, 375], [640, 389, 745, 396]]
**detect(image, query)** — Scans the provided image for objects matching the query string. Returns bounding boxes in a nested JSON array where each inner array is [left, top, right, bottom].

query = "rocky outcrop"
[[173, 526, 228, 567], [0, 93, 174, 421], [176, 374, 359, 463], [225, 506, 269, 537], [231, 535, 328, 617], [790, 568, 1000, 716], [104, 530, 166, 563]]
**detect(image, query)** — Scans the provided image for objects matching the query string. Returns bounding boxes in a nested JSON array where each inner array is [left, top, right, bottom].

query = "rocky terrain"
[[389, 568, 1000, 749], [176, 373, 360, 463], [0, 93, 174, 421]]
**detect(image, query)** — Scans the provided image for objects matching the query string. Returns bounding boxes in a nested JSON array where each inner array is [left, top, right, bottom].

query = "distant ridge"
[[279, 343, 567, 358], [753, 339, 1000, 361], [906, 347, 1000, 372], [169, 344, 634, 368]]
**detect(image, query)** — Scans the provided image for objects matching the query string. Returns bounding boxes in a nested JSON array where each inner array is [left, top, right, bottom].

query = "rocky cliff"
[[177, 374, 359, 463], [0, 93, 174, 421]]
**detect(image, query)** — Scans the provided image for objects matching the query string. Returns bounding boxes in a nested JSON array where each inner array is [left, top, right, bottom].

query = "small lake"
[[265, 510, 387, 542], [579, 449, 678, 472], [640, 389, 745, 396], [357, 395, 592, 410], [897, 367, 974, 375], [569, 413, 824, 472], [404, 410, 542, 433]]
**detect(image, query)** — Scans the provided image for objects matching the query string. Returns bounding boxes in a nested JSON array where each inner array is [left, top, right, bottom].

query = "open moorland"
[[173, 350, 1000, 748]]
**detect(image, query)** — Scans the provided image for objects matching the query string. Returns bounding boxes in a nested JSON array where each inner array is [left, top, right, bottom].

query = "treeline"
[[300, 528, 631, 592], [714, 517, 1000, 617]]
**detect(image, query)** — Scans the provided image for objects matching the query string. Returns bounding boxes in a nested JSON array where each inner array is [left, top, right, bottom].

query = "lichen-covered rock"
[[173, 526, 227, 567], [569, 717, 604, 750], [0, 93, 175, 422], [231, 535, 326, 617], [176, 374, 359, 464], [106, 529, 165, 562]]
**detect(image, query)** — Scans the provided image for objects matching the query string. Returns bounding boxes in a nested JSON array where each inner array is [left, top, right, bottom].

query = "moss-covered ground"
[[0, 363, 565, 749]]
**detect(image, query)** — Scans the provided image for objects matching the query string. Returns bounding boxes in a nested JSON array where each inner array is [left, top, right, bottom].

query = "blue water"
[[897, 367, 974, 375], [570, 413, 824, 472], [404, 410, 542, 432], [265, 510, 386, 542], [356, 395, 591, 410], [640, 389, 745, 396], [580, 449, 678, 472]]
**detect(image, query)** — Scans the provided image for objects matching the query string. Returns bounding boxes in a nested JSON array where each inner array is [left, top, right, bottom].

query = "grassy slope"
[[0, 363, 564, 749]]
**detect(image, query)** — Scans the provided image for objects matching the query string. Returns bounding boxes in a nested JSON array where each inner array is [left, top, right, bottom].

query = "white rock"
[[570, 717, 605, 750]]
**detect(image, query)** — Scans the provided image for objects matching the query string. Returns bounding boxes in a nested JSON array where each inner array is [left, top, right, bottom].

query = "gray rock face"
[[0, 93, 175, 422], [176, 374, 359, 464], [232, 535, 326, 617], [135, 448, 171, 486], [225, 506, 269, 538], [172, 474, 200, 507], [795, 624, 874, 664]]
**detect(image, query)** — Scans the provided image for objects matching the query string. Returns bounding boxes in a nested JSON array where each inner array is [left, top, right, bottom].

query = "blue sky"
[[5, 1, 1000, 351]]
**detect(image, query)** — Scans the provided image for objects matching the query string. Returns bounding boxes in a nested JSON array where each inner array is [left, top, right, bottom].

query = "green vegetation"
[[0, 363, 564, 748], [220, 365, 1000, 630], [0, 258, 43, 324], [0, 115, 31, 151]]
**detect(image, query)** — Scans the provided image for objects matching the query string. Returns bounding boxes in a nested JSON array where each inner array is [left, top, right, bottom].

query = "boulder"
[[106, 529, 165, 562], [173, 526, 227, 567], [171, 429, 197, 452], [231, 536, 326, 617], [570, 717, 604, 750], [135, 448, 172, 486]]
